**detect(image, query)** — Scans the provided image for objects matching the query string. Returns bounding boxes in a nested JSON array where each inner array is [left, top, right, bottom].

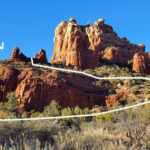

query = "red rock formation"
[[132, 53, 150, 74], [0, 64, 136, 112], [102, 47, 134, 64], [51, 18, 145, 69], [11, 47, 27, 61], [1, 18, 150, 112], [34, 49, 48, 64], [11, 47, 20, 58], [15, 71, 108, 111], [0, 65, 136, 111], [50, 18, 100, 69], [5, 47, 28, 62], [0, 67, 17, 102]]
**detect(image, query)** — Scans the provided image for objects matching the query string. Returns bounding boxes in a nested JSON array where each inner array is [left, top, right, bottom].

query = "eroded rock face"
[[0, 66, 134, 111], [132, 53, 150, 74], [50, 18, 100, 69], [15, 71, 107, 111], [34, 49, 48, 64], [0, 66, 110, 111], [1, 18, 150, 112], [102, 47, 134, 64], [50, 18, 146, 69], [0, 67, 17, 102]]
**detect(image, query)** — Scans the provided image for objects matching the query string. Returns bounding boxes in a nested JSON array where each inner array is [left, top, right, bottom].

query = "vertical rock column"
[[132, 53, 150, 74]]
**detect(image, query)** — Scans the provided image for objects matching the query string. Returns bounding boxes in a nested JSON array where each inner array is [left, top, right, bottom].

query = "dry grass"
[[0, 115, 150, 150]]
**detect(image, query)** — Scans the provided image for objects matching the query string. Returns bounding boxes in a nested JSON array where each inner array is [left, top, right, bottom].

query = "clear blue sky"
[[0, 0, 150, 61]]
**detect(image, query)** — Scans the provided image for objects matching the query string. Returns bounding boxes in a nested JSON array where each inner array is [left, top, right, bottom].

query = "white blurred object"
[[0, 42, 4, 49]]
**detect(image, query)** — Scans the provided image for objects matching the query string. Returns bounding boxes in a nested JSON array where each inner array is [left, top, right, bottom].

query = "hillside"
[[0, 18, 150, 114], [1, 18, 150, 150]]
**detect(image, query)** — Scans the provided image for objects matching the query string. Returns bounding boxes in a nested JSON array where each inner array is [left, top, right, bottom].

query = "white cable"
[[0, 100, 150, 121], [31, 58, 150, 81], [0, 58, 149, 122]]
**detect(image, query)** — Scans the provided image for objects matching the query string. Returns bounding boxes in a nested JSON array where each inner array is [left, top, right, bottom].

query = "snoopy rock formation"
[[50, 18, 149, 72]]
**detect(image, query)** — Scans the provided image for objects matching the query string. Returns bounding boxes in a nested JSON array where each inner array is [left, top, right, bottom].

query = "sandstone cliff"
[[0, 67, 18, 102], [0, 64, 113, 111], [50, 18, 148, 70], [0, 62, 132, 111]]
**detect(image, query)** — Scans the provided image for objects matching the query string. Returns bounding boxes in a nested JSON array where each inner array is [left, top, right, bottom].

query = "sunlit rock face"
[[50, 18, 146, 70], [11, 47, 28, 61], [132, 53, 150, 75]]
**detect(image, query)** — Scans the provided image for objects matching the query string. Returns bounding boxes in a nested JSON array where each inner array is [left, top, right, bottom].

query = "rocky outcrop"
[[0, 64, 136, 111], [11, 47, 20, 58], [1, 18, 150, 113], [132, 53, 150, 74], [11, 47, 28, 61], [15, 71, 108, 111], [0, 65, 112, 111], [101, 47, 134, 64], [0, 67, 17, 102], [50, 18, 146, 69], [50, 18, 99, 69], [34, 49, 48, 64]]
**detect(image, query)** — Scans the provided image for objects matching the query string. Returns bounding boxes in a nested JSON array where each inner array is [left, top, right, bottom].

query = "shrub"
[[0, 92, 20, 118], [61, 106, 91, 124], [131, 86, 140, 95], [61, 107, 73, 124], [30, 110, 42, 118], [96, 113, 113, 122], [21, 111, 28, 118], [73, 106, 90, 123], [43, 100, 61, 117]]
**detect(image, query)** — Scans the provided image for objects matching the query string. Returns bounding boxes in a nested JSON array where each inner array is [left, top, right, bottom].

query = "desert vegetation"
[[0, 59, 150, 149], [1, 96, 150, 149], [1, 103, 150, 149]]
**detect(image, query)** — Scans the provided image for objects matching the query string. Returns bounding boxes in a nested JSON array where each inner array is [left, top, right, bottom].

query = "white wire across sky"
[[0, 58, 149, 122]]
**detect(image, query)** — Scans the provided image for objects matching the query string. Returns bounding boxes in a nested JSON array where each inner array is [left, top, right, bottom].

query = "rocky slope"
[[0, 18, 150, 112], [0, 61, 107, 111], [1, 59, 134, 112]]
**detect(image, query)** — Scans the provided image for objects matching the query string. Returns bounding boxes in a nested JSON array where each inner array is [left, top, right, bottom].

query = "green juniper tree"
[[0, 92, 20, 118]]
